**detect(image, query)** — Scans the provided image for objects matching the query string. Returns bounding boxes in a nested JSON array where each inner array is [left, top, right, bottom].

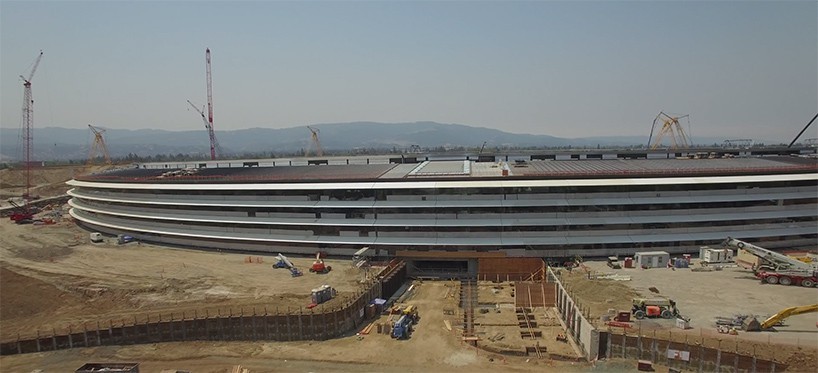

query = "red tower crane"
[[205, 48, 218, 160], [20, 50, 43, 201]]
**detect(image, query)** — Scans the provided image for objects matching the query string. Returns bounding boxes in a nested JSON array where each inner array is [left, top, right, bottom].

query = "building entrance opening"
[[409, 259, 473, 278]]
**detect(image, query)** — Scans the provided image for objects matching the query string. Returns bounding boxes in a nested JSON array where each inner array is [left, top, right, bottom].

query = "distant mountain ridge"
[[0, 121, 727, 161]]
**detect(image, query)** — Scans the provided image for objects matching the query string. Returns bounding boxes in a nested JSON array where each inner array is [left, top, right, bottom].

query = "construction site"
[[1, 163, 818, 372], [1, 45, 817, 373]]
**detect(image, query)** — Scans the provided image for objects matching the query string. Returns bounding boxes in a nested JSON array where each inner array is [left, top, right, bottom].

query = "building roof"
[[76, 155, 817, 184]]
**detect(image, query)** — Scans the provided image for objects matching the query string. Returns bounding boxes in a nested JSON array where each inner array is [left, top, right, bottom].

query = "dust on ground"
[[0, 164, 110, 206], [560, 260, 818, 371], [0, 217, 370, 340], [1, 282, 601, 373]]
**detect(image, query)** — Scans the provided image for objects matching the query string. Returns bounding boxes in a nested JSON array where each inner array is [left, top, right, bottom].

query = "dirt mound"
[[0, 164, 115, 201], [0, 267, 85, 323], [559, 269, 637, 319]]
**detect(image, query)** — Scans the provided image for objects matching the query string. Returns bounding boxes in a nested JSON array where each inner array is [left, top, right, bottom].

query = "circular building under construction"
[[67, 152, 818, 261]]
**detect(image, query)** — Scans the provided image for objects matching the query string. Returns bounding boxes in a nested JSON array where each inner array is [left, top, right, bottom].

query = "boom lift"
[[310, 252, 332, 274], [272, 253, 303, 277], [722, 237, 818, 287]]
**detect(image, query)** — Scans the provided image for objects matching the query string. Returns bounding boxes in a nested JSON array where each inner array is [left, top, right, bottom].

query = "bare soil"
[[561, 261, 818, 371]]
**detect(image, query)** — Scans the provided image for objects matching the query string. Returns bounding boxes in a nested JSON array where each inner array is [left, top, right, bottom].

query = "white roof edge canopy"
[[66, 173, 818, 192]]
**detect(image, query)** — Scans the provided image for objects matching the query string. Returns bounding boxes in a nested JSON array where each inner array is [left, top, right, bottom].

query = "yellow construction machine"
[[744, 304, 818, 331]]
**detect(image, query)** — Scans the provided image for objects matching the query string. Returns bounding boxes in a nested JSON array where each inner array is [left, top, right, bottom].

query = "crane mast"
[[20, 51, 43, 201], [205, 48, 218, 160]]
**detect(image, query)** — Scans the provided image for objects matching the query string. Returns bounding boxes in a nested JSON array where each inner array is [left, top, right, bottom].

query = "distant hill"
[[0, 121, 728, 161]]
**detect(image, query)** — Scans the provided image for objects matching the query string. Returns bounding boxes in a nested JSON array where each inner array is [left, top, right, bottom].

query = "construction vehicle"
[[607, 256, 621, 269], [632, 298, 681, 320], [7, 200, 33, 223], [744, 304, 818, 332], [722, 237, 818, 287], [402, 305, 420, 323], [391, 314, 414, 339], [310, 252, 332, 274], [272, 253, 303, 277], [90, 232, 104, 243], [116, 234, 135, 245]]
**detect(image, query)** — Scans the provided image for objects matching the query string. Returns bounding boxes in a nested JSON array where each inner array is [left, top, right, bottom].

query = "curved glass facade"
[[67, 167, 818, 259]]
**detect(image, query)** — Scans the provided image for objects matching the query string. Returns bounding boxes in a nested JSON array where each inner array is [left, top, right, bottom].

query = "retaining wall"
[[604, 331, 786, 372], [548, 266, 599, 361], [1, 261, 409, 356]]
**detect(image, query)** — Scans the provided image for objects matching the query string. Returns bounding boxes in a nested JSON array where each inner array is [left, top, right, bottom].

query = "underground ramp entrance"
[[408, 259, 474, 278]]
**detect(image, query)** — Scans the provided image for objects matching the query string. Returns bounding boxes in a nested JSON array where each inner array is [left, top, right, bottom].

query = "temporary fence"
[[0, 260, 409, 356]]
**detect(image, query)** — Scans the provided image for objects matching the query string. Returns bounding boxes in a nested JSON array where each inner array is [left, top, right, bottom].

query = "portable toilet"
[[623, 257, 634, 268]]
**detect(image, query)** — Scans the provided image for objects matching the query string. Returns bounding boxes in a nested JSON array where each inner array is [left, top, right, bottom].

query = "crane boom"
[[761, 304, 818, 330], [649, 111, 691, 150], [205, 48, 218, 160], [722, 237, 815, 272], [306, 126, 324, 157], [87, 124, 112, 165]]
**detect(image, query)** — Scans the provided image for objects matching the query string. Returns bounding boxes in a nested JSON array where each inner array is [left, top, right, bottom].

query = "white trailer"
[[699, 247, 734, 264], [635, 251, 670, 269]]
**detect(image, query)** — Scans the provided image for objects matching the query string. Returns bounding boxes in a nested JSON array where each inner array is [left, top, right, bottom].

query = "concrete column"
[[96, 321, 101, 346], [606, 332, 612, 359], [16, 338, 21, 354], [621, 333, 626, 359], [698, 344, 704, 372], [83, 325, 89, 347], [68, 327, 73, 348], [51, 329, 57, 351], [751, 354, 757, 373], [35, 331, 41, 352], [333, 308, 339, 338]]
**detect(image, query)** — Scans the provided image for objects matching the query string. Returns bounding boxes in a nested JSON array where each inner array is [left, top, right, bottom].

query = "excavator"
[[744, 304, 818, 331]]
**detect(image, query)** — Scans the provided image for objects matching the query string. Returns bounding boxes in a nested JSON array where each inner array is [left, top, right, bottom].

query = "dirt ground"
[[0, 164, 109, 207], [0, 218, 369, 340], [0, 281, 619, 372], [561, 260, 818, 371], [474, 281, 582, 359]]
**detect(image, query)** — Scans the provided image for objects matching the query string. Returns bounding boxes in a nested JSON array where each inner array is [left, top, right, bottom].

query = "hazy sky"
[[1, 1, 816, 142]]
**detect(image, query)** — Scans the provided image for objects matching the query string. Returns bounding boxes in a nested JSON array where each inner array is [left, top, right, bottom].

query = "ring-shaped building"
[[67, 155, 818, 259]]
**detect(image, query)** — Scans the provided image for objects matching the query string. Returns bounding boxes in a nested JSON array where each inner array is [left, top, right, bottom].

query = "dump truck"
[[632, 298, 681, 319]]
